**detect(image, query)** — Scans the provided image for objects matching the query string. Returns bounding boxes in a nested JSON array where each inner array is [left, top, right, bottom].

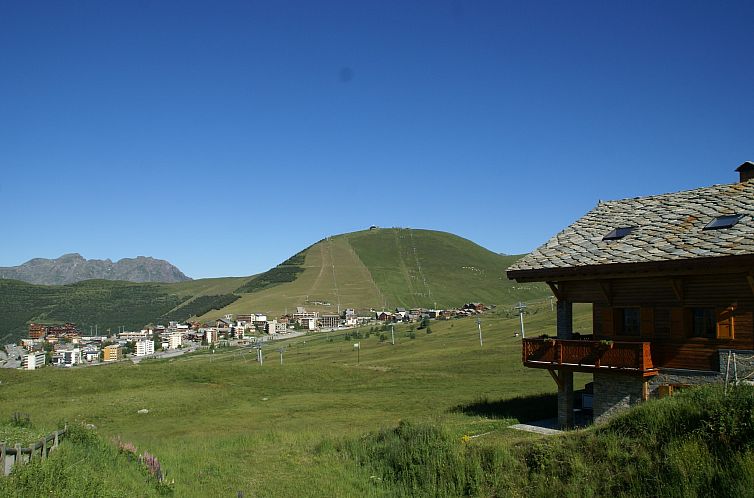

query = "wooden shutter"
[[640, 308, 654, 338], [716, 308, 735, 340], [602, 307, 615, 336]]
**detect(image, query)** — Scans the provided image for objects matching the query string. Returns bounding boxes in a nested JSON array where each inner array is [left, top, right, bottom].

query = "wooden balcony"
[[522, 338, 658, 376]]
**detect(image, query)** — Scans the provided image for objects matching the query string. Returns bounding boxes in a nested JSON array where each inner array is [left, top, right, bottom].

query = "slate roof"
[[507, 180, 754, 275]]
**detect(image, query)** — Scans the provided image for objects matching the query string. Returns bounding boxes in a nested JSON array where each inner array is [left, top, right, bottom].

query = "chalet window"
[[616, 308, 641, 336], [691, 308, 716, 338]]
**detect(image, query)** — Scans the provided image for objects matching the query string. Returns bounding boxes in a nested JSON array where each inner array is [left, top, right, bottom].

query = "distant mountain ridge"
[[0, 253, 191, 285]]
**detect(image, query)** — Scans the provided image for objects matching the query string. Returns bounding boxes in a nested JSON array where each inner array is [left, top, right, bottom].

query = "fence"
[[1, 425, 67, 476]]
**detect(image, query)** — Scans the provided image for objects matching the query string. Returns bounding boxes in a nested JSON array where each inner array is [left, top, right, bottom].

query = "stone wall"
[[593, 372, 645, 424], [647, 369, 722, 395]]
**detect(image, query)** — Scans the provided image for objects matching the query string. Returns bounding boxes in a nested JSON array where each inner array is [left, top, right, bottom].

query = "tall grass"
[[0, 424, 169, 497], [335, 385, 754, 497]]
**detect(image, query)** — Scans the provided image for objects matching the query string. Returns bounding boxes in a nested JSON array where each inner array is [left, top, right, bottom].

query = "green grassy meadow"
[[0, 301, 589, 496]]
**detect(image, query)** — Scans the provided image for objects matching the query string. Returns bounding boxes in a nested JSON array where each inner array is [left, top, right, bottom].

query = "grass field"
[[0, 300, 590, 496]]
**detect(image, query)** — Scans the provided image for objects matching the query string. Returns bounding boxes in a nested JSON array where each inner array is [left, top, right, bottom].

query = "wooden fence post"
[[42, 436, 48, 460], [15, 443, 22, 467], [1, 444, 6, 476], [53, 430, 59, 450]]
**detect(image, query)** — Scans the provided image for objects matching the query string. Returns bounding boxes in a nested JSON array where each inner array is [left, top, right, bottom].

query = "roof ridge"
[[600, 180, 749, 205]]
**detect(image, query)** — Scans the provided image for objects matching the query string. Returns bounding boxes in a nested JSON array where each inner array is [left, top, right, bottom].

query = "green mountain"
[[200, 228, 547, 321], [0, 229, 548, 343]]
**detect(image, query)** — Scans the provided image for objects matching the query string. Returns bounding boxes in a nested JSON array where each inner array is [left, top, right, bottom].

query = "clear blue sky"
[[1, 1, 752, 278]]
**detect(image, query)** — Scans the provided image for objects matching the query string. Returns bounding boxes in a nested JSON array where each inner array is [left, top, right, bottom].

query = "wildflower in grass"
[[460, 434, 471, 444]]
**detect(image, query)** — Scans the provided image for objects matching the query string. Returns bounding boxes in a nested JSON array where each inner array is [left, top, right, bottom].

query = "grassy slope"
[[346, 228, 545, 309], [196, 228, 549, 321], [0, 301, 590, 496]]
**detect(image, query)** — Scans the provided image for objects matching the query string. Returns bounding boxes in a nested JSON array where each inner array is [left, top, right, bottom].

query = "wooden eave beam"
[[747, 272, 754, 297], [546, 281, 563, 301]]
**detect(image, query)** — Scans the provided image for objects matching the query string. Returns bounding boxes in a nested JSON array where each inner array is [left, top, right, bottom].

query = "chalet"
[[507, 162, 754, 428]]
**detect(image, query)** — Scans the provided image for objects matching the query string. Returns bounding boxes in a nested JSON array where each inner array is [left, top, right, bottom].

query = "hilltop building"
[[507, 161, 754, 427]]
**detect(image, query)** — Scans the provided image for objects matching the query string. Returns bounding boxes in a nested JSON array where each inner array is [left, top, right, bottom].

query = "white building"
[[54, 348, 81, 367], [118, 330, 150, 342], [135, 339, 155, 357], [22, 351, 46, 370], [205, 328, 218, 344], [168, 332, 182, 349]]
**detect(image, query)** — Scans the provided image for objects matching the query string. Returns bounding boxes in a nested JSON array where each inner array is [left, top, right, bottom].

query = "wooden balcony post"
[[556, 300, 573, 340]]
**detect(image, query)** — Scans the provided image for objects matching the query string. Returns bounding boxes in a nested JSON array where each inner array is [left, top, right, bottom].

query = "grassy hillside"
[[199, 228, 548, 321], [0, 302, 590, 496], [0, 228, 548, 343]]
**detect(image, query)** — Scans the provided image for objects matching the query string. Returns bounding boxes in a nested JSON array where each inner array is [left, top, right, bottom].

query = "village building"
[[22, 351, 46, 370], [118, 330, 150, 342], [81, 345, 100, 362], [320, 314, 340, 329], [103, 345, 123, 362], [204, 328, 219, 344], [135, 339, 155, 357], [168, 332, 182, 349], [507, 162, 754, 428], [52, 347, 81, 367]]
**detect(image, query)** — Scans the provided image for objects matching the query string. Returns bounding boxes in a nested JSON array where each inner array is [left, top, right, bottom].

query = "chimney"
[[735, 161, 754, 182]]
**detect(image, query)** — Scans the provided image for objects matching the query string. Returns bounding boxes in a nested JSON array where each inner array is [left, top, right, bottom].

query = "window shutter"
[[716, 308, 735, 340], [640, 308, 654, 338]]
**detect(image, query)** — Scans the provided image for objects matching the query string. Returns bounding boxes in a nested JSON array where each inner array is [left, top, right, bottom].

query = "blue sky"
[[1, 1, 753, 278]]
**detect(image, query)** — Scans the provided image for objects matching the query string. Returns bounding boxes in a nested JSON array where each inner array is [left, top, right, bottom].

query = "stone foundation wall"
[[647, 369, 722, 396], [593, 372, 645, 424]]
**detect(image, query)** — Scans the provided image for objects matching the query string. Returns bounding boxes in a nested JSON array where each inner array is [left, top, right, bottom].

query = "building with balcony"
[[507, 161, 754, 428], [135, 339, 155, 357], [22, 351, 46, 370]]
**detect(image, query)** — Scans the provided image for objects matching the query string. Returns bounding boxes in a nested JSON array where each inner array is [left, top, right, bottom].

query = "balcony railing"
[[522, 338, 657, 376]]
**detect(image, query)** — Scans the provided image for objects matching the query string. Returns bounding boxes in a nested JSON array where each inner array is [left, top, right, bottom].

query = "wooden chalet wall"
[[555, 272, 754, 371]]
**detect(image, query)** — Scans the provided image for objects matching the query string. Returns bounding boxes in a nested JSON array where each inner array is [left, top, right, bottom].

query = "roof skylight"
[[703, 214, 743, 230], [603, 227, 634, 241]]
